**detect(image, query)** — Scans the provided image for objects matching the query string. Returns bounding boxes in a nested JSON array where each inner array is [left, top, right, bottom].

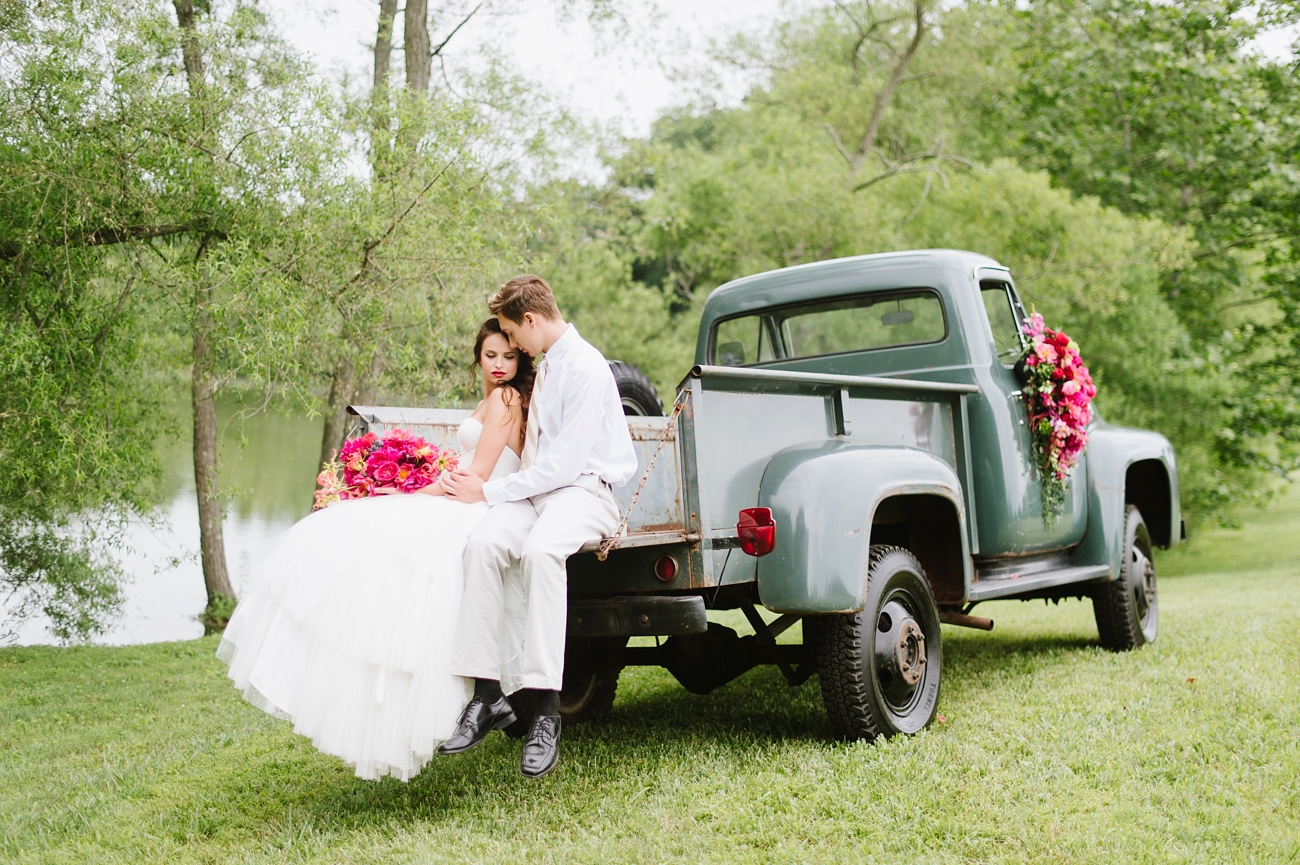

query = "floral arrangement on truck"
[[1019, 312, 1097, 521]]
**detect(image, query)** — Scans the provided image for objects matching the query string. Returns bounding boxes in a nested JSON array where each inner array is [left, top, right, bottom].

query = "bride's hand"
[[441, 470, 486, 503], [418, 479, 447, 496], [372, 480, 446, 496]]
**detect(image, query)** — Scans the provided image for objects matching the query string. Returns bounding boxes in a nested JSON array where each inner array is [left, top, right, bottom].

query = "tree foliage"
[[4, 0, 1299, 638], [1, 0, 341, 637], [0, 0, 571, 637], [1006, 0, 1300, 513], [546, 0, 1300, 520]]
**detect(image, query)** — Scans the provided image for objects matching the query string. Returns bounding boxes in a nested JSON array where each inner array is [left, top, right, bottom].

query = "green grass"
[[2, 497, 1299, 864]]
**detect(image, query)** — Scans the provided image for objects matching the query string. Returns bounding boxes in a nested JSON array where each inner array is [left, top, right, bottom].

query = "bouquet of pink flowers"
[[1019, 312, 1097, 522], [313, 429, 459, 510]]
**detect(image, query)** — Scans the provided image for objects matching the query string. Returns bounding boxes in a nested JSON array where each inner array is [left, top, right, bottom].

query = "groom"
[[439, 274, 637, 777]]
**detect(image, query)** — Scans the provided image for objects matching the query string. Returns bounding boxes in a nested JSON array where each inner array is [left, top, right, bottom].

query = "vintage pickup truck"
[[350, 248, 1181, 741]]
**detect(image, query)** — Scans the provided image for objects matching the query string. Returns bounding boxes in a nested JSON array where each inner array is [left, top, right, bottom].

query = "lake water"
[[6, 399, 328, 646]]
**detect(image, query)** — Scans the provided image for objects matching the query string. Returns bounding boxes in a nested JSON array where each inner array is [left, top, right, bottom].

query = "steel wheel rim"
[[872, 589, 929, 714], [1130, 530, 1157, 638], [1128, 515, 1159, 637]]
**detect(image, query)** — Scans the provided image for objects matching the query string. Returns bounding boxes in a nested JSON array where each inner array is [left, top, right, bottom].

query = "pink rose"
[[401, 472, 434, 493], [371, 461, 399, 483]]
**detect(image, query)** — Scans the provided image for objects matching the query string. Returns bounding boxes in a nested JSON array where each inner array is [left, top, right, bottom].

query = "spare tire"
[[609, 360, 662, 416]]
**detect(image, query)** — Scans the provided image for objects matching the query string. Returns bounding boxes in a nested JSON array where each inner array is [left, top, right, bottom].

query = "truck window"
[[980, 280, 1024, 364], [711, 289, 946, 365], [714, 315, 778, 366]]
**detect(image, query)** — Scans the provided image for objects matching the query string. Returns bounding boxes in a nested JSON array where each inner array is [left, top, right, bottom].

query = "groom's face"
[[499, 313, 545, 357]]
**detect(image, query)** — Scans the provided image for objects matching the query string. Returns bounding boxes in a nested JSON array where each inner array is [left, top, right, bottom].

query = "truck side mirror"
[[717, 341, 746, 366], [1012, 356, 1032, 385]]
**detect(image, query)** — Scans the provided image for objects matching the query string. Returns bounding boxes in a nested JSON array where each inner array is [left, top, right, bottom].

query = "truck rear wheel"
[[809, 546, 942, 741], [1092, 505, 1158, 651]]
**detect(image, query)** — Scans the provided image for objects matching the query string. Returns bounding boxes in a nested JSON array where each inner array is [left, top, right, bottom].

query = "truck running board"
[[967, 564, 1111, 602]]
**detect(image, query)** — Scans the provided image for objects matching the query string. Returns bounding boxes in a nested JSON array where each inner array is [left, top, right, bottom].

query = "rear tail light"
[[654, 555, 679, 582], [737, 507, 776, 557]]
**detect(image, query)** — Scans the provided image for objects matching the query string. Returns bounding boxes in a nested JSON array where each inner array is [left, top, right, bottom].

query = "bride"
[[217, 318, 532, 781]]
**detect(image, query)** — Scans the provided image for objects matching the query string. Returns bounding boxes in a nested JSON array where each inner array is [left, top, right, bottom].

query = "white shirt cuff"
[[482, 478, 507, 506]]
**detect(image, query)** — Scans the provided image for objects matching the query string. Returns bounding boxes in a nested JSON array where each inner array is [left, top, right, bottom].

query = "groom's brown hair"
[[489, 275, 561, 323]]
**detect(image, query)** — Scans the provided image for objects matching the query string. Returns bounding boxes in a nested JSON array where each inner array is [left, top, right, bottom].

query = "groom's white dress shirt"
[[453, 323, 638, 691], [482, 324, 637, 505]]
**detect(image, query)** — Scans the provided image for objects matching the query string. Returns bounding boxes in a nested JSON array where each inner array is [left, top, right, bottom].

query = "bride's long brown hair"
[[470, 317, 534, 420]]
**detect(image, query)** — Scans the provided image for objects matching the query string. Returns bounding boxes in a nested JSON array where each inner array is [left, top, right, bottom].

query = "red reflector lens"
[[737, 507, 776, 557], [654, 555, 678, 582]]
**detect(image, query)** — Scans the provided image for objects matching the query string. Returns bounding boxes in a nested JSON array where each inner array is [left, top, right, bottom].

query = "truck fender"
[[1074, 423, 1181, 579], [755, 442, 972, 614]]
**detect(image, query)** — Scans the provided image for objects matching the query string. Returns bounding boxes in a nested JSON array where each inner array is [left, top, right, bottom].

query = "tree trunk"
[[192, 293, 234, 604], [316, 351, 384, 477], [404, 0, 431, 94], [317, 355, 356, 474], [174, 0, 233, 605], [373, 0, 399, 91], [172, 0, 205, 94]]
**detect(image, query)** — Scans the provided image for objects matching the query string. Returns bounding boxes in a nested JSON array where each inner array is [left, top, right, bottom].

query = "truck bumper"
[[568, 595, 708, 638]]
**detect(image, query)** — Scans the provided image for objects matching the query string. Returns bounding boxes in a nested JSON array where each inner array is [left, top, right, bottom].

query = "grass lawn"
[[2, 497, 1298, 864]]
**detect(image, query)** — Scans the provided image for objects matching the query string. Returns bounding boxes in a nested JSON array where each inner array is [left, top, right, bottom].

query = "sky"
[[261, 1, 1298, 146], [260, 0, 795, 140]]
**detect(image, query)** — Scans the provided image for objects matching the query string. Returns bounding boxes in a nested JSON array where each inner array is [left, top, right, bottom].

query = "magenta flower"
[[1019, 312, 1095, 523], [313, 428, 460, 509]]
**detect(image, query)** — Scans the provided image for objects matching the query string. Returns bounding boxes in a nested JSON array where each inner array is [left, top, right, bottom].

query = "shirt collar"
[[542, 324, 577, 366]]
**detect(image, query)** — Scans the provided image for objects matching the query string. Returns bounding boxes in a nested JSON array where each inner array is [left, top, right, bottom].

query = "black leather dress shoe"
[[437, 695, 516, 755], [519, 715, 561, 778]]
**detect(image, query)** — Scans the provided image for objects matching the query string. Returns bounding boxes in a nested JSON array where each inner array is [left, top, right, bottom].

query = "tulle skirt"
[[217, 493, 486, 782]]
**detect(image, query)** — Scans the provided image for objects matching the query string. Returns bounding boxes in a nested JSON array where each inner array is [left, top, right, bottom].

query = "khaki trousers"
[[450, 476, 620, 692]]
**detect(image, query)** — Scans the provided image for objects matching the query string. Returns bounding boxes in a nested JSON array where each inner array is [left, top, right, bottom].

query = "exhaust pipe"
[[938, 611, 994, 631]]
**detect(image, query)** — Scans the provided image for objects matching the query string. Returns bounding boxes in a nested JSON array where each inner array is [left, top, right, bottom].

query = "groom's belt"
[[568, 473, 613, 494]]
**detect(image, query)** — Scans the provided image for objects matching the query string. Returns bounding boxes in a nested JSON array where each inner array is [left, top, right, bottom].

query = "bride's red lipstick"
[[491, 370, 506, 378]]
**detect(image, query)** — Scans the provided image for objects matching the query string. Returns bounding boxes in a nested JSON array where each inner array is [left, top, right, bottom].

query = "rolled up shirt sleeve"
[[482, 365, 603, 505]]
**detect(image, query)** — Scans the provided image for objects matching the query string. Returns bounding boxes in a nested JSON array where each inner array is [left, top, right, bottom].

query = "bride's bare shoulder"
[[483, 386, 523, 420], [489, 386, 523, 411]]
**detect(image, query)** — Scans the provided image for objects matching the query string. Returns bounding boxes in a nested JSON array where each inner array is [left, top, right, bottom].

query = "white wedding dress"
[[217, 417, 523, 782]]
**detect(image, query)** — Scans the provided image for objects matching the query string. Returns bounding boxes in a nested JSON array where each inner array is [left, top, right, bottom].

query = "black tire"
[[609, 360, 662, 416], [1092, 504, 1158, 651], [502, 637, 624, 738], [808, 546, 942, 741]]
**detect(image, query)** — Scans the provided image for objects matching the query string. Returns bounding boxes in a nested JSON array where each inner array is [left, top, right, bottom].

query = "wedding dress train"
[[217, 417, 522, 781]]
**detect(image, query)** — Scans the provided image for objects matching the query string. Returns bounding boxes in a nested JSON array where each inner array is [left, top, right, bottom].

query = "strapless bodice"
[[456, 417, 520, 481]]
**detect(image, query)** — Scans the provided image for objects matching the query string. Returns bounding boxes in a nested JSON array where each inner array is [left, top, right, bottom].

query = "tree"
[[170, 0, 237, 610], [570, 0, 1266, 519], [0, 0, 653, 638], [2, 0, 344, 635], [313, 1, 510, 473], [1, 1, 170, 639], [1006, 0, 1300, 514]]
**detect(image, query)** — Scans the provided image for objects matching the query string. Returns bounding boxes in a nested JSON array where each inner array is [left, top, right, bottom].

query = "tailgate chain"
[[596, 392, 688, 562]]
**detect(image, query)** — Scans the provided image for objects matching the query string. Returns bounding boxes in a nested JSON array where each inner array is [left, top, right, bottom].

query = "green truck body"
[[354, 248, 1178, 738]]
